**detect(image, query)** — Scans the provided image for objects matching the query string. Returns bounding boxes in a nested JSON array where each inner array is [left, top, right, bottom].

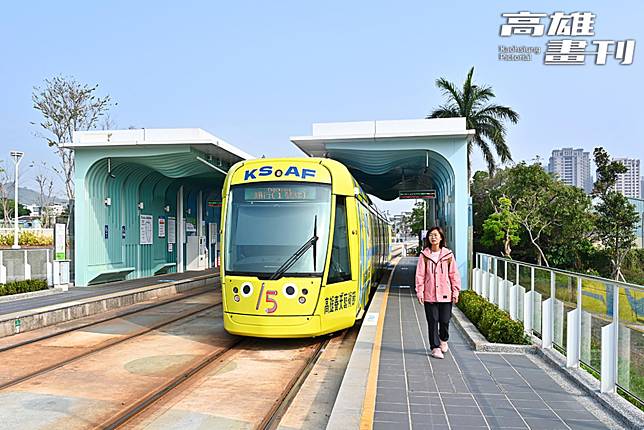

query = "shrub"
[[0, 279, 49, 296], [0, 232, 53, 247], [487, 317, 526, 344], [457, 290, 528, 345]]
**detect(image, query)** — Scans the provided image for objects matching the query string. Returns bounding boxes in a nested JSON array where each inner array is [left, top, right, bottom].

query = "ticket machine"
[[186, 235, 207, 270]]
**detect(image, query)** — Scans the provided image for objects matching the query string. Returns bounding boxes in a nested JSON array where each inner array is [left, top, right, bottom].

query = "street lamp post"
[[10, 150, 24, 249]]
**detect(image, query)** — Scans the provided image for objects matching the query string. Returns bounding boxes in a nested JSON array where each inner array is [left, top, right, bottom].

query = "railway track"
[[0, 289, 222, 391], [105, 336, 331, 430], [110, 337, 331, 429], [0, 283, 220, 353], [0, 286, 338, 430]]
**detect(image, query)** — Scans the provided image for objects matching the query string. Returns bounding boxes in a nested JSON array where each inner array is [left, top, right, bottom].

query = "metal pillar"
[[423, 199, 427, 231], [177, 185, 184, 273], [10, 150, 24, 249], [198, 190, 203, 237]]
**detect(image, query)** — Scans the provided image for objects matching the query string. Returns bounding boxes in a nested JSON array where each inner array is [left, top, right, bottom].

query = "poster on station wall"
[[158, 217, 166, 238], [140, 214, 153, 245], [168, 217, 176, 244]]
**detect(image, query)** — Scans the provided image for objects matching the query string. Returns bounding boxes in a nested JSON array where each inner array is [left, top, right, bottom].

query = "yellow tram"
[[220, 157, 391, 337]]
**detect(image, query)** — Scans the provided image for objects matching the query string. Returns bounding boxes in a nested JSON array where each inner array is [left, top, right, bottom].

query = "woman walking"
[[415, 227, 461, 359]]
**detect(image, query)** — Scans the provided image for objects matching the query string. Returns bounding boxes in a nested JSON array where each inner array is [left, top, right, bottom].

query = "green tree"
[[428, 67, 519, 176], [499, 163, 558, 266], [592, 147, 625, 198], [32, 76, 114, 200], [498, 162, 596, 268], [595, 193, 638, 280], [592, 148, 639, 280], [541, 184, 594, 270], [0, 200, 30, 219], [404, 201, 425, 235], [481, 196, 520, 258], [471, 169, 510, 255], [621, 249, 644, 285]]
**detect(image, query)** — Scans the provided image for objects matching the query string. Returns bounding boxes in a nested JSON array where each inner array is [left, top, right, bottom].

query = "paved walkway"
[[0, 269, 217, 316], [374, 258, 610, 430]]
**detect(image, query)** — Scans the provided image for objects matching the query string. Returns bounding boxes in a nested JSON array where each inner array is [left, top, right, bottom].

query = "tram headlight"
[[234, 295, 240, 302], [298, 296, 306, 304], [240, 282, 253, 298], [283, 283, 298, 298]]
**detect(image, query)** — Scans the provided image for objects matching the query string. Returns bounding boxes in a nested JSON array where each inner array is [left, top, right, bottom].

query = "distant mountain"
[[3, 183, 67, 205]]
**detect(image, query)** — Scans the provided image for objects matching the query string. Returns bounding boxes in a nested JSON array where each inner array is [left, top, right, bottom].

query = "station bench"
[[153, 262, 177, 275], [87, 267, 135, 285]]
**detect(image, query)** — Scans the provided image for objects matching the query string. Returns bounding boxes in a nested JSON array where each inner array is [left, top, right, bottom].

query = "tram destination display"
[[399, 190, 436, 199], [244, 185, 318, 201]]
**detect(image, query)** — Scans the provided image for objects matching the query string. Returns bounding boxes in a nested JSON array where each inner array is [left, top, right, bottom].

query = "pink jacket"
[[415, 247, 461, 303]]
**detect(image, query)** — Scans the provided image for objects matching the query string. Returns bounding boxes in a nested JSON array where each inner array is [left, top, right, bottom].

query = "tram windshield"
[[224, 182, 332, 277]]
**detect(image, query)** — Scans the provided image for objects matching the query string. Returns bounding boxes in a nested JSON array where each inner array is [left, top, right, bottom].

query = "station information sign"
[[54, 223, 66, 260], [399, 190, 436, 199]]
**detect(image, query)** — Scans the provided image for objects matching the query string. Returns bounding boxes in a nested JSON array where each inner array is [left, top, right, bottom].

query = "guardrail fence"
[[473, 253, 642, 405]]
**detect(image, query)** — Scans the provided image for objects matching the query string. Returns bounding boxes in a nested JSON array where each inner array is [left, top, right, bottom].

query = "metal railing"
[[0, 248, 53, 285], [473, 253, 643, 404]]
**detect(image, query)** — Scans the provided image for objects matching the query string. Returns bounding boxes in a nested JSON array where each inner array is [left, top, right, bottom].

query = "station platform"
[[0, 270, 218, 338], [329, 258, 620, 430]]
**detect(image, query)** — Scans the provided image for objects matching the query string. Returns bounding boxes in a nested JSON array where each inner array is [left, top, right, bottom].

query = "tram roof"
[[290, 118, 474, 201]]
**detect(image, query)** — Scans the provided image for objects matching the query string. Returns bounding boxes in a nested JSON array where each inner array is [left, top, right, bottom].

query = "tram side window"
[[328, 197, 351, 283]]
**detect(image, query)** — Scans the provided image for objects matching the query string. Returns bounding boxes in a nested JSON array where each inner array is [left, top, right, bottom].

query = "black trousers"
[[423, 302, 452, 350]]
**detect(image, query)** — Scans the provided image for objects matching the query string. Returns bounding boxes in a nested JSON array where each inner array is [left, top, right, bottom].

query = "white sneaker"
[[432, 348, 444, 359], [440, 341, 448, 353]]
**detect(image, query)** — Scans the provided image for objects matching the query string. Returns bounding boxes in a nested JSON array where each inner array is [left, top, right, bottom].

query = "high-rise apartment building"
[[613, 158, 641, 198], [548, 148, 593, 193]]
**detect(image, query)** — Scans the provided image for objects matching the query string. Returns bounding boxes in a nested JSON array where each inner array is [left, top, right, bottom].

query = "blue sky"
[[1, 1, 642, 214]]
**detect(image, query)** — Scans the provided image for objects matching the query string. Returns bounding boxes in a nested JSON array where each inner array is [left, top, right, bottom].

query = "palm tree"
[[428, 67, 519, 176]]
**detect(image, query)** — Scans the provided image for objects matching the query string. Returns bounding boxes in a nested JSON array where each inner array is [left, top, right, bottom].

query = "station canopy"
[[69, 128, 254, 181], [290, 118, 473, 201], [64, 128, 254, 287]]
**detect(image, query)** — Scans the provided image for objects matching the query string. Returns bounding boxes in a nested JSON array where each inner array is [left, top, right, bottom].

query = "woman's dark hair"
[[424, 226, 446, 249]]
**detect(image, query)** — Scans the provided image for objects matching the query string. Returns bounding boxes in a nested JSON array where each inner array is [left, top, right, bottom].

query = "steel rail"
[[104, 336, 333, 429], [260, 333, 337, 430], [0, 280, 219, 353], [101, 338, 246, 430], [0, 292, 222, 391]]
